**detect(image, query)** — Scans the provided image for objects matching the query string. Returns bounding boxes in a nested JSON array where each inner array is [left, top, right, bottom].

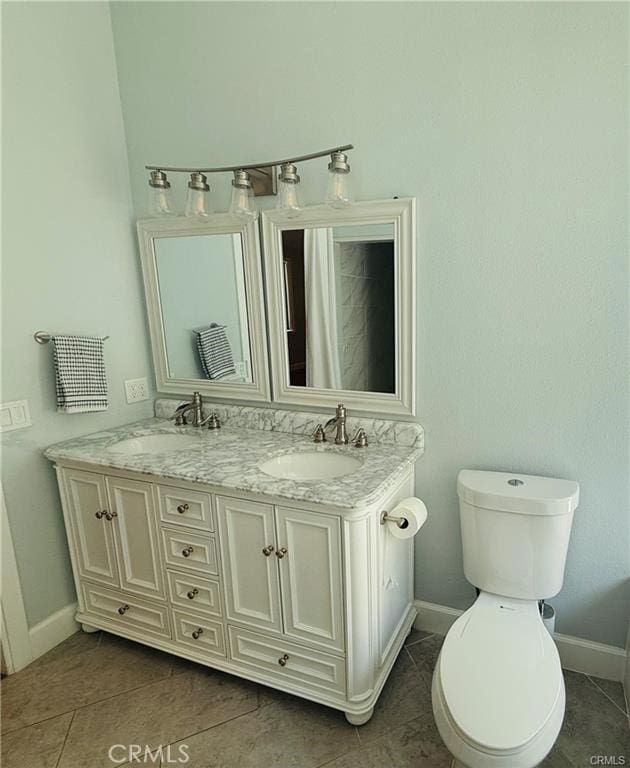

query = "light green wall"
[[110, 1, 629, 647], [1, 2, 155, 626]]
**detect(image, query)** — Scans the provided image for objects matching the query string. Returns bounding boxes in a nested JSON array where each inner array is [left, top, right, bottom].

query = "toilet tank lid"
[[457, 470, 579, 516]]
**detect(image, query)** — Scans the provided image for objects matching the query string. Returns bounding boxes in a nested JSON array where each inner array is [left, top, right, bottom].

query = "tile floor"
[[1, 628, 628, 767]]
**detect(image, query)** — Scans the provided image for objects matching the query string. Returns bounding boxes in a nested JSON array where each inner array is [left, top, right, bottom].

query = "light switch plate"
[[124, 378, 149, 404], [0, 400, 32, 432]]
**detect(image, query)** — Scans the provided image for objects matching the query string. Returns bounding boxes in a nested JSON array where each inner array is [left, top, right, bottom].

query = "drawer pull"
[[278, 654, 289, 667], [182, 546, 194, 558], [95, 510, 105, 519], [186, 588, 199, 600], [192, 628, 203, 640], [177, 503, 189, 514], [105, 510, 117, 521], [275, 547, 288, 559], [118, 604, 130, 615], [262, 544, 275, 557]]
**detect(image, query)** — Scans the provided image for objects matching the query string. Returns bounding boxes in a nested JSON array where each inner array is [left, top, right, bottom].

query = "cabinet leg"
[[345, 707, 374, 726], [81, 623, 99, 634]]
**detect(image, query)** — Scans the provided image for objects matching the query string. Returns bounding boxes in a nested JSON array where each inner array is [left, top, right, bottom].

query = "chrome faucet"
[[324, 403, 349, 445], [173, 392, 220, 429]]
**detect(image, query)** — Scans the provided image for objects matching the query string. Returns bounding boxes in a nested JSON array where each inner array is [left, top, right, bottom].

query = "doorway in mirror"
[[281, 225, 395, 394]]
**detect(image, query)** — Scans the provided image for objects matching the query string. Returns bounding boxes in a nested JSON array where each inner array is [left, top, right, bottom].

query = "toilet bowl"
[[432, 470, 579, 768], [431, 593, 565, 768]]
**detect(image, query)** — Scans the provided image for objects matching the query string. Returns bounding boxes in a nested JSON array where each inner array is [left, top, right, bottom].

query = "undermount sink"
[[108, 433, 203, 455], [258, 451, 362, 481]]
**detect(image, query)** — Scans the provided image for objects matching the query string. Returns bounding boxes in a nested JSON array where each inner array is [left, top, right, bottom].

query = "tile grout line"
[[404, 644, 422, 672], [404, 633, 435, 648], [5, 670, 185, 733], [586, 675, 629, 720], [1, 708, 78, 738], [54, 708, 76, 768], [124, 700, 263, 757]]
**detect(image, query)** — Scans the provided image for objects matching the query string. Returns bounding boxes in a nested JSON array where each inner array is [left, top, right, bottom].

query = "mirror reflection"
[[281, 223, 395, 393], [154, 233, 252, 382]]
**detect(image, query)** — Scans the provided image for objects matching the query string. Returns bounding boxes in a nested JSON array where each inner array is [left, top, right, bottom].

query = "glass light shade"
[[185, 172, 212, 218], [325, 168, 353, 208], [185, 188, 211, 217], [229, 171, 257, 220], [148, 185, 175, 216], [148, 170, 175, 217], [277, 163, 302, 218]]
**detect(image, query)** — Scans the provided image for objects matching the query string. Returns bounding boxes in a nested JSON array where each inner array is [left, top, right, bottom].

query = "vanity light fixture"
[[277, 162, 302, 218], [148, 170, 174, 217], [325, 151, 353, 208], [184, 172, 211, 218], [229, 170, 257, 221], [144, 144, 354, 217]]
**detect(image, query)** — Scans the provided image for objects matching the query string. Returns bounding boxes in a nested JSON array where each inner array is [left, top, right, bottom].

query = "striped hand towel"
[[193, 324, 236, 380], [52, 335, 108, 413]]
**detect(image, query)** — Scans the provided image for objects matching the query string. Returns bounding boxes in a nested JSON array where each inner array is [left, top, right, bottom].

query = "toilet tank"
[[457, 470, 579, 600]]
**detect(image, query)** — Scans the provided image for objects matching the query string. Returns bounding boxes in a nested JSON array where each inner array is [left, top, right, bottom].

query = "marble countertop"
[[44, 418, 422, 510]]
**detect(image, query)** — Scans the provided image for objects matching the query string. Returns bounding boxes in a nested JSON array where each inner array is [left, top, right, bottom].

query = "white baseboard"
[[28, 602, 79, 661], [414, 599, 627, 682]]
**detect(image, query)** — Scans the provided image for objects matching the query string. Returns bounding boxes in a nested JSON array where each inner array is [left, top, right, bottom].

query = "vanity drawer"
[[81, 582, 171, 639], [159, 486, 214, 532], [228, 626, 346, 698], [172, 609, 226, 658], [161, 527, 219, 575], [167, 569, 222, 617]]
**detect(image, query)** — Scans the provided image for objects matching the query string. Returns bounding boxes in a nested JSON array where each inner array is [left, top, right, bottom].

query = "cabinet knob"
[[118, 604, 130, 615], [187, 588, 199, 600], [262, 544, 275, 557], [278, 654, 289, 667], [192, 628, 203, 640], [177, 503, 189, 514], [182, 546, 194, 558], [95, 510, 105, 519], [105, 510, 117, 521], [275, 547, 288, 559]]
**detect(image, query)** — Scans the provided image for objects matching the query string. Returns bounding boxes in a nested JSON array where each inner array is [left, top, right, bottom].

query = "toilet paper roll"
[[385, 497, 428, 539]]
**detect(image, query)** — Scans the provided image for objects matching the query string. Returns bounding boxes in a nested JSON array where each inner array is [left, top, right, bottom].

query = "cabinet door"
[[276, 507, 344, 653], [63, 469, 119, 587], [106, 477, 165, 600], [216, 496, 282, 633]]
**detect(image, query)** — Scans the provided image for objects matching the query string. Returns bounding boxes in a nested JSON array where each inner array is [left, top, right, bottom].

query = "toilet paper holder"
[[380, 511, 409, 529]]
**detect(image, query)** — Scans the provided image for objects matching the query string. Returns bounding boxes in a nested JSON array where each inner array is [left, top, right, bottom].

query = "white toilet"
[[432, 470, 579, 768]]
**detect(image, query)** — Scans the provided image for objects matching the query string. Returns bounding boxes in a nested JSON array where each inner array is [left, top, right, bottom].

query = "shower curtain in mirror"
[[303, 227, 342, 389]]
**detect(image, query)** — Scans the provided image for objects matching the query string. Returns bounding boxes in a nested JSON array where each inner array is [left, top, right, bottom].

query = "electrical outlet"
[[124, 378, 149, 404]]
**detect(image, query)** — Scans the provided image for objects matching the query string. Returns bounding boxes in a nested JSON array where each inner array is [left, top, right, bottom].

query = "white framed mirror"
[[261, 198, 416, 416], [137, 215, 270, 402]]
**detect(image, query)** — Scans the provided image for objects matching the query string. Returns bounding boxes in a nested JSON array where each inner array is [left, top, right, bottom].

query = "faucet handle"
[[207, 412, 221, 430], [352, 428, 368, 448], [312, 424, 326, 443]]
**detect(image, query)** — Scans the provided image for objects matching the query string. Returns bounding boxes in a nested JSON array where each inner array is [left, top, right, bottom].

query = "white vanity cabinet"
[[63, 469, 164, 600], [217, 497, 344, 652], [54, 462, 416, 725]]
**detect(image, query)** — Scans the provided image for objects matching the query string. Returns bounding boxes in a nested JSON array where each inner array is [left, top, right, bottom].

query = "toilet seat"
[[438, 592, 563, 755]]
